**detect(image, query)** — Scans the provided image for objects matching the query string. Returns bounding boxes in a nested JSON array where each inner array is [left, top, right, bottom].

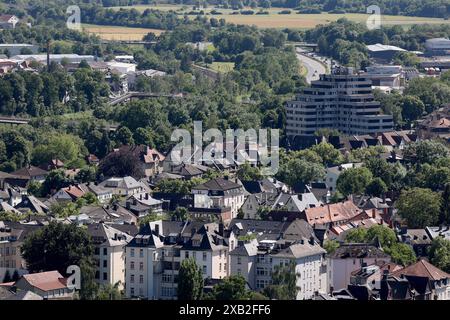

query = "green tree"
[[365, 177, 388, 197], [323, 240, 340, 254], [208, 275, 251, 300], [263, 261, 298, 300], [336, 167, 373, 196], [115, 126, 135, 146], [96, 282, 123, 300], [386, 243, 417, 266], [237, 162, 262, 181], [21, 221, 96, 299], [403, 140, 449, 165], [310, 142, 344, 166], [277, 158, 325, 187], [401, 95, 425, 123], [429, 237, 450, 273], [177, 258, 204, 300], [440, 184, 450, 225], [396, 188, 442, 228]]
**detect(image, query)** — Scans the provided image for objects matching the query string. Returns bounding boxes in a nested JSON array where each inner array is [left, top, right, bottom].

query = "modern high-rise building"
[[286, 67, 394, 137]]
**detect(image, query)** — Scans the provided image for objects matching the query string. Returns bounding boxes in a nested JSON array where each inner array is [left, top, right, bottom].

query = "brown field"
[[111, 5, 450, 29], [82, 24, 164, 41]]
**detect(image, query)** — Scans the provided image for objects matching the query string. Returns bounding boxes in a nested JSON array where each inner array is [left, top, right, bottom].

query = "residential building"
[[99, 176, 145, 196], [0, 222, 41, 279], [124, 220, 228, 300], [286, 66, 394, 137], [301, 200, 363, 229], [11, 54, 95, 65], [324, 163, 363, 192], [192, 178, 245, 217], [391, 259, 450, 300], [0, 15, 19, 29], [13, 271, 74, 300], [417, 105, 450, 142], [328, 243, 391, 291], [87, 223, 132, 289], [10, 166, 48, 184], [229, 237, 327, 299]]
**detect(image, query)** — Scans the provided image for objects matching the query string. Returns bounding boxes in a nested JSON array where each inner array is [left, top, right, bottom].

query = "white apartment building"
[[286, 66, 394, 137], [87, 224, 133, 290], [229, 238, 328, 300], [124, 220, 229, 300], [324, 163, 363, 192], [192, 178, 245, 217], [328, 243, 391, 291]]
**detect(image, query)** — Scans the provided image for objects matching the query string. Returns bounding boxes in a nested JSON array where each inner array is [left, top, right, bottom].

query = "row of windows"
[[0, 260, 16, 268], [94, 247, 108, 256], [0, 247, 16, 256]]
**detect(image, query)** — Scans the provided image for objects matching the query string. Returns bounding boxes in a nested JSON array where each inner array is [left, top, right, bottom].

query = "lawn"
[[208, 62, 235, 73], [110, 5, 450, 29], [82, 24, 164, 41]]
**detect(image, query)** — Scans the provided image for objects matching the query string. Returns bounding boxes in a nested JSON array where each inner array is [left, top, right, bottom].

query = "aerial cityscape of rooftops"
[[0, 0, 450, 304]]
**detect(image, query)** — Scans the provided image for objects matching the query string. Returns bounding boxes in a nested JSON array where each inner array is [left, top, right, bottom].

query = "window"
[[203, 252, 207, 261], [193, 252, 197, 259], [95, 271, 99, 279], [130, 261, 135, 270], [139, 262, 144, 271], [162, 274, 172, 283], [139, 288, 143, 296], [94, 247, 100, 255], [139, 249, 144, 258], [103, 272, 107, 280], [130, 275, 135, 283], [237, 256, 242, 265], [139, 275, 144, 284], [219, 263, 222, 272], [103, 260, 107, 268], [256, 267, 268, 276], [256, 279, 268, 289], [103, 248, 107, 256], [130, 288, 135, 296], [185, 251, 189, 259], [130, 249, 135, 257], [202, 266, 207, 274]]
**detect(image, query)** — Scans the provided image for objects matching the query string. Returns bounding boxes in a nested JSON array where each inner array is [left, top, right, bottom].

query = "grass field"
[[208, 62, 235, 73], [111, 5, 450, 29], [82, 24, 164, 41]]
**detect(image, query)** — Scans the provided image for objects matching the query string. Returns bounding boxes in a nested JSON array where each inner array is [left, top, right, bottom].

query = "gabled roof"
[[193, 178, 242, 191], [329, 243, 390, 259], [20, 271, 67, 292], [304, 200, 361, 226], [11, 166, 48, 178], [0, 15, 17, 23], [392, 259, 450, 281]]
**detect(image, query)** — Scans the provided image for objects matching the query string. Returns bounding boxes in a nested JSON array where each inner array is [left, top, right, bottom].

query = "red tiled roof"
[[63, 185, 85, 199], [304, 200, 361, 225], [392, 259, 450, 281], [21, 271, 67, 292], [0, 15, 15, 23]]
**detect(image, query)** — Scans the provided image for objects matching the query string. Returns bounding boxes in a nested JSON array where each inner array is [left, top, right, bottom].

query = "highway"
[[296, 48, 328, 84]]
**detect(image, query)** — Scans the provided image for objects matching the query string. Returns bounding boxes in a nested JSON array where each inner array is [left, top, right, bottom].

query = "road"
[[296, 49, 328, 84]]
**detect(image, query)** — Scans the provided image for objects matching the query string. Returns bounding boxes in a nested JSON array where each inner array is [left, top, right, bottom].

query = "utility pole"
[[46, 39, 51, 71]]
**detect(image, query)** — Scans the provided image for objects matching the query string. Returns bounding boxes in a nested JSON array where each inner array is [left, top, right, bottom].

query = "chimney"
[[140, 194, 143, 200], [154, 224, 160, 236], [145, 193, 149, 200], [113, 204, 118, 211], [309, 236, 315, 245], [372, 209, 376, 219]]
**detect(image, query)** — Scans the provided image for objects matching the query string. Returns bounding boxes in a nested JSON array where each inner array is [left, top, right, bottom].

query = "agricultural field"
[[82, 24, 164, 41], [110, 5, 450, 29]]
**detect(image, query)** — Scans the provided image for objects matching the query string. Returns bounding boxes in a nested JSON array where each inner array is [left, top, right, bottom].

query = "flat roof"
[[367, 43, 406, 52]]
